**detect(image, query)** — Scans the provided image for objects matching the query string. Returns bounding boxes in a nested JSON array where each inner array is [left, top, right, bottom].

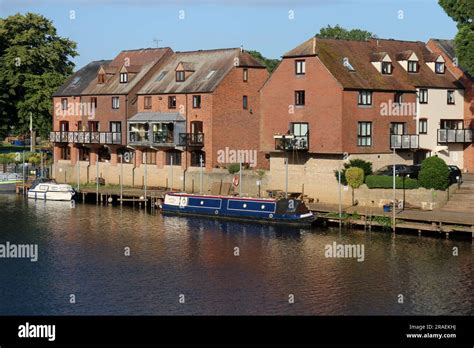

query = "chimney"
[[312, 37, 316, 54], [240, 45, 243, 53]]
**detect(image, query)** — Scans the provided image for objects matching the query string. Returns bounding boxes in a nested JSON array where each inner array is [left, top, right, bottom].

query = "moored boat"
[[0, 173, 23, 192], [161, 192, 315, 226], [27, 179, 76, 201]]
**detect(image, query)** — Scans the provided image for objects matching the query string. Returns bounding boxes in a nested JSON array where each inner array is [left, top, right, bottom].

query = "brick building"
[[260, 37, 467, 171], [51, 47, 173, 167], [130, 48, 268, 172]]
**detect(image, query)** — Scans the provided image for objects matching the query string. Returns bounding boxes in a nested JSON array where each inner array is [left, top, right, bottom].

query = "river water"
[[0, 194, 472, 315]]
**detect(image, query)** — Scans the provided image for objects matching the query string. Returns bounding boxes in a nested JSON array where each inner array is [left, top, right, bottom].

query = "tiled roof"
[[283, 37, 462, 91], [138, 48, 265, 94], [83, 47, 173, 95], [53, 60, 111, 97]]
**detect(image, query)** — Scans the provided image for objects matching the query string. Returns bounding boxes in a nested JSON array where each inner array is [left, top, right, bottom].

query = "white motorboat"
[[28, 180, 76, 201]]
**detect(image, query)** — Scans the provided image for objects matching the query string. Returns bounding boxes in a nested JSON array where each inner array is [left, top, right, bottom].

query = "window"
[[166, 150, 182, 166], [408, 60, 418, 73], [419, 89, 428, 104], [390, 122, 406, 135], [357, 122, 372, 146], [441, 120, 463, 130], [394, 92, 403, 104], [419, 119, 428, 134], [193, 95, 201, 109], [435, 62, 445, 74], [112, 97, 120, 109], [168, 96, 176, 109], [381, 62, 392, 75], [190, 151, 205, 167], [61, 98, 68, 110], [243, 68, 248, 82], [176, 71, 185, 82], [91, 97, 98, 109], [447, 90, 455, 104], [191, 121, 203, 134], [143, 150, 156, 165], [60, 146, 71, 160], [77, 121, 82, 131], [243, 95, 248, 109], [88, 121, 99, 132], [295, 60, 306, 75], [144, 96, 152, 109], [59, 121, 69, 132], [358, 91, 372, 106], [98, 73, 105, 84], [120, 72, 128, 83], [291, 122, 309, 137], [295, 91, 305, 106], [110, 121, 121, 133]]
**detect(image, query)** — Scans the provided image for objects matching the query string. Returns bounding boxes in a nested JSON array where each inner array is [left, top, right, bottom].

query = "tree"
[[247, 50, 280, 73], [439, 0, 474, 75], [335, 158, 373, 185], [345, 167, 364, 206], [316, 25, 375, 41], [0, 13, 78, 138], [418, 157, 450, 190]]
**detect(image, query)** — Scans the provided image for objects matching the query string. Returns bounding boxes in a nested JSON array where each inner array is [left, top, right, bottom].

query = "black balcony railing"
[[274, 134, 309, 151], [178, 133, 204, 147], [50, 131, 122, 145], [437, 129, 473, 143], [390, 134, 419, 149]]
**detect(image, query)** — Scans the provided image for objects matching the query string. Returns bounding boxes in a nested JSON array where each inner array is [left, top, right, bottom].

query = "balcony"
[[49, 131, 122, 145], [437, 129, 473, 143], [274, 134, 309, 151], [390, 134, 419, 149], [178, 133, 204, 147]]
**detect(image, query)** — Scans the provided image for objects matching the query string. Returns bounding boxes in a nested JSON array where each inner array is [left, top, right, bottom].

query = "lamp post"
[[199, 154, 203, 194], [119, 154, 123, 205], [392, 146, 396, 233]]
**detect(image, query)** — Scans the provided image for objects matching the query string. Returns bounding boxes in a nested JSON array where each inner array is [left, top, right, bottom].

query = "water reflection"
[[0, 194, 472, 315]]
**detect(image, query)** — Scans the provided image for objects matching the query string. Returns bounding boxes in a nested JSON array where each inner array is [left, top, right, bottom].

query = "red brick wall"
[[342, 90, 417, 154], [212, 66, 269, 169], [260, 56, 344, 155]]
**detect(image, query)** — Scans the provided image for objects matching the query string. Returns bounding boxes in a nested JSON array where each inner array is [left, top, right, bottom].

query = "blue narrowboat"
[[161, 192, 315, 226]]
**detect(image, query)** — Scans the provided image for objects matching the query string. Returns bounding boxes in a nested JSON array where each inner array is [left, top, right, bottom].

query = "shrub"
[[227, 163, 241, 174], [334, 159, 373, 185], [365, 175, 420, 189], [418, 157, 450, 190], [346, 167, 364, 205]]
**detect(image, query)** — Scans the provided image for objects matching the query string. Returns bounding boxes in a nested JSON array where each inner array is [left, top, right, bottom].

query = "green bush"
[[418, 157, 450, 190], [227, 163, 241, 174], [365, 175, 420, 189], [334, 159, 373, 185]]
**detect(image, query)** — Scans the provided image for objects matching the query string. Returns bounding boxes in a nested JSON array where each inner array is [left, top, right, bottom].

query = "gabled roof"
[[83, 47, 173, 95], [283, 37, 462, 91], [138, 48, 265, 95], [429, 38, 472, 78], [53, 60, 111, 97]]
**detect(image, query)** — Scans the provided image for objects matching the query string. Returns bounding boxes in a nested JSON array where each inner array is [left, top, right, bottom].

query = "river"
[[0, 194, 472, 315]]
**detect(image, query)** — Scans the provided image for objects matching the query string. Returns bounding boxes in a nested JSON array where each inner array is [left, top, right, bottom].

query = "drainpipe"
[[182, 94, 188, 191]]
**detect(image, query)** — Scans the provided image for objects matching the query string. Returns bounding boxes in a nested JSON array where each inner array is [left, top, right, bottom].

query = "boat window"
[[39, 185, 48, 191]]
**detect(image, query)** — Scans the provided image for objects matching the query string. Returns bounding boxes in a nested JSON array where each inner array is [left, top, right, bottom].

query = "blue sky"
[[1, 0, 457, 70]]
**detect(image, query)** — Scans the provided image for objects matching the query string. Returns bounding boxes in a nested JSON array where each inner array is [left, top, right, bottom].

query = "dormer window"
[[98, 73, 105, 84], [408, 61, 418, 73], [120, 72, 128, 83], [435, 62, 445, 74], [176, 71, 185, 82], [381, 62, 392, 75]]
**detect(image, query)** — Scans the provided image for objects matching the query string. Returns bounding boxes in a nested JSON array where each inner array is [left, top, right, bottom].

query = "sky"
[[0, 0, 458, 70]]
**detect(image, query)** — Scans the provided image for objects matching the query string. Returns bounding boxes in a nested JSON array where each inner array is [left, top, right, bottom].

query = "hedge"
[[418, 156, 450, 190], [365, 175, 420, 189]]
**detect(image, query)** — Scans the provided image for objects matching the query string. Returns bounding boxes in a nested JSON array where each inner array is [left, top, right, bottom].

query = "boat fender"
[[214, 210, 219, 215], [269, 214, 273, 219], [232, 175, 239, 187]]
